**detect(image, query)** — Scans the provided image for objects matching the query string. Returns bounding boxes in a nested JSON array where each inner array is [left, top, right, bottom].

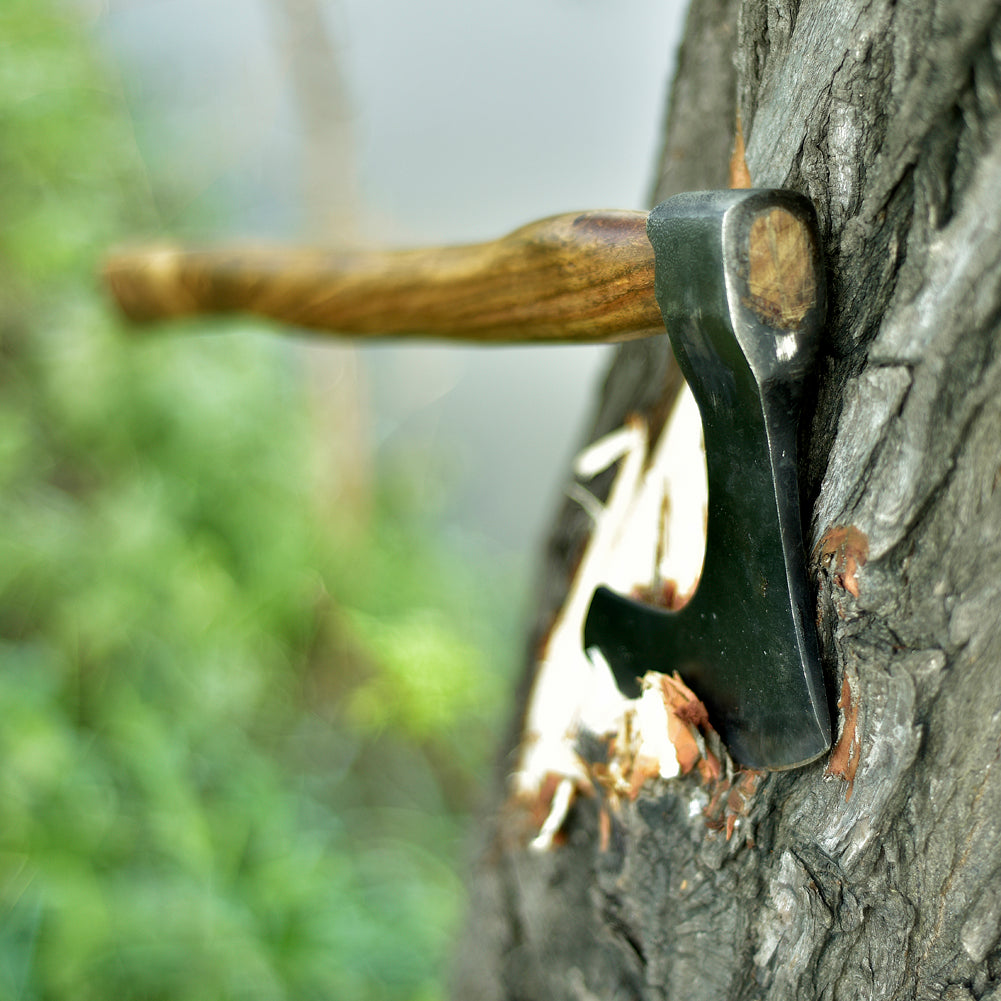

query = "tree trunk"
[[452, 1, 1001, 999]]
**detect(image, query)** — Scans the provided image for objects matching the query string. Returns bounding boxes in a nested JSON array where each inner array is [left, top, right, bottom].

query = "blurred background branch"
[[267, 0, 372, 529]]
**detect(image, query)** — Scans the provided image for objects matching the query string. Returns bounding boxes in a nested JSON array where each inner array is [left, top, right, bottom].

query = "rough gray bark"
[[453, 0, 1001, 999]]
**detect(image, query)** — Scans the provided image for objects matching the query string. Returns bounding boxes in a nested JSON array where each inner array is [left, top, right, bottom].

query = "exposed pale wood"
[[729, 115, 753, 189], [104, 211, 662, 344]]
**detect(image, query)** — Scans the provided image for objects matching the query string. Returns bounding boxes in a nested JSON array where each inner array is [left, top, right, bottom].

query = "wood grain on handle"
[[104, 211, 663, 344]]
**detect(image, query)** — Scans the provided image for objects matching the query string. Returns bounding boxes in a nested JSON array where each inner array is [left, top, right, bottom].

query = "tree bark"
[[452, 1, 1001, 999]]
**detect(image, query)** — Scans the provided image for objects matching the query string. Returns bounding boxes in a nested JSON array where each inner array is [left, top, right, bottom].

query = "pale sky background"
[[88, 0, 686, 554]]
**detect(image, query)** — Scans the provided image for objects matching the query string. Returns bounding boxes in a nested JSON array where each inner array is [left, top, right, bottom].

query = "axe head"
[[584, 189, 831, 771]]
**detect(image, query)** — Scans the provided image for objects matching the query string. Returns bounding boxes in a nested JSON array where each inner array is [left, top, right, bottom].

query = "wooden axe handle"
[[103, 211, 663, 344]]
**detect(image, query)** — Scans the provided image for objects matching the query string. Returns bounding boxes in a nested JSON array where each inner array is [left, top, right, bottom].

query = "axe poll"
[[104, 189, 832, 770]]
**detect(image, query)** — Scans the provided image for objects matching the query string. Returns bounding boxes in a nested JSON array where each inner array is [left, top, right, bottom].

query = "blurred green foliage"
[[0, 2, 517, 998]]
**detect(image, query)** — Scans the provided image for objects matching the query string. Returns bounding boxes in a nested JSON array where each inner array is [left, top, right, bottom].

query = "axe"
[[104, 188, 831, 770]]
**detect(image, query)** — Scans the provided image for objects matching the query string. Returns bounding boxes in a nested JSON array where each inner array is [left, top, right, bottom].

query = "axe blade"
[[583, 189, 831, 771]]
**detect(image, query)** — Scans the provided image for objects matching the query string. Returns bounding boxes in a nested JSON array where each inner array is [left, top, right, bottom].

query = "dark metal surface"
[[583, 189, 831, 770]]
